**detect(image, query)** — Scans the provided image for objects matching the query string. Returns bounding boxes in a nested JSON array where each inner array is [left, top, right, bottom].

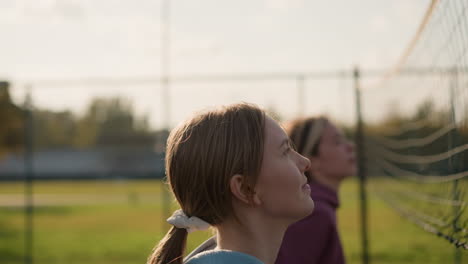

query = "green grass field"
[[0, 179, 466, 264]]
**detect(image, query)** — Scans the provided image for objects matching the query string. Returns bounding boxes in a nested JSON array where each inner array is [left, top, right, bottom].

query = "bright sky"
[[0, 0, 431, 129]]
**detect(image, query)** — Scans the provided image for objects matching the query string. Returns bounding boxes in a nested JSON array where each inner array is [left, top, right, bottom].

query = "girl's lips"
[[302, 183, 311, 192]]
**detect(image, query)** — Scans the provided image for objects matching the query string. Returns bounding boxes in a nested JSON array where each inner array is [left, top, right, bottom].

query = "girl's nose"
[[297, 152, 311, 173]]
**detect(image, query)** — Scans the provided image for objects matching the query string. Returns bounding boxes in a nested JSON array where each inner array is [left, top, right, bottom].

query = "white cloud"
[[393, 0, 427, 23], [53, 0, 85, 19], [0, 0, 85, 24], [370, 15, 390, 33], [173, 33, 222, 58], [264, 0, 305, 10]]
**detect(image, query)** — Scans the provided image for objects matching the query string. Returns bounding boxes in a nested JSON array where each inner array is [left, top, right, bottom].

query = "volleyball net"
[[362, 0, 468, 249]]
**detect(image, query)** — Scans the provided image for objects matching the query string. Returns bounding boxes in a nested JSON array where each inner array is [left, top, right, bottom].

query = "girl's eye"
[[284, 141, 295, 155]]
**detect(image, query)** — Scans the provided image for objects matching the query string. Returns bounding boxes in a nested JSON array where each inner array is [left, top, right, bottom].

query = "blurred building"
[[0, 148, 165, 180]]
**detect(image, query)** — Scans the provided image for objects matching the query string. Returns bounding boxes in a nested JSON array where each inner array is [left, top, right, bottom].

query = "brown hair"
[[286, 117, 328, 179], [147, 103, 266, 264]]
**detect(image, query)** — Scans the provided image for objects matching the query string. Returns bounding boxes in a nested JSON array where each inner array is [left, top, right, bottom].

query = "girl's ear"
[[230, 174, 256, 205]]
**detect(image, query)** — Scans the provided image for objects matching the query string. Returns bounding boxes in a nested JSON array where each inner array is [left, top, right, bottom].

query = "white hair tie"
[[167, 209, 211, 233]]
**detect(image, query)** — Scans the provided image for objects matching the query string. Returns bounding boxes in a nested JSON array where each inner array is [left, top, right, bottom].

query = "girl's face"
[[312, 123, 356, 181], [253, 117, 314, 221]]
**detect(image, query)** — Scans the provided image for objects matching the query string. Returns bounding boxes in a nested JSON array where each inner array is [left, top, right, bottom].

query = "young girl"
[[147, 103, 314, 264], [275, 117, 356, 264]]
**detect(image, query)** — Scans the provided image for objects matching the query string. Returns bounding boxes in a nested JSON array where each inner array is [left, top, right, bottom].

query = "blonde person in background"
[[275, 117, 356, 264], [147, 103, 315, 264]]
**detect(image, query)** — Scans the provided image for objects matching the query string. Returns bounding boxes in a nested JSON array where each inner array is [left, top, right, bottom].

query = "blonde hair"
[[148, 103, 266, 264]]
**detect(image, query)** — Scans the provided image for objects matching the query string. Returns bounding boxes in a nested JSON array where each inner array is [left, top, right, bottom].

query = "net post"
[[160, 0, 172, 233], [354, 67, 369, 264], [449, 67, 461, 264], [23, 84, 34, 264]]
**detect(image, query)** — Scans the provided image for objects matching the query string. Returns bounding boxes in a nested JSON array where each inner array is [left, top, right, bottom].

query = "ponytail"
[[147, 227, 188, 264]]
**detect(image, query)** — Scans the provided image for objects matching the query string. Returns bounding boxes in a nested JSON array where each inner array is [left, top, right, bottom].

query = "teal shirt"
[[186, 250, 264, 264]]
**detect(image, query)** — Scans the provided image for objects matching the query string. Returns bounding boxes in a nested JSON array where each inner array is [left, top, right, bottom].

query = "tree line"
[[0, 81, 167, 158]]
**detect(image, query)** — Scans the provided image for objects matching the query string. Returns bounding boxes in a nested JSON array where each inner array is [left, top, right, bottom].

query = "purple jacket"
[[276, 182, 345, 264]]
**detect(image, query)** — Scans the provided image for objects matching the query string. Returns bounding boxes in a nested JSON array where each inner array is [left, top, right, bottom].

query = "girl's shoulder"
[[185, 250, 264, 264]]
